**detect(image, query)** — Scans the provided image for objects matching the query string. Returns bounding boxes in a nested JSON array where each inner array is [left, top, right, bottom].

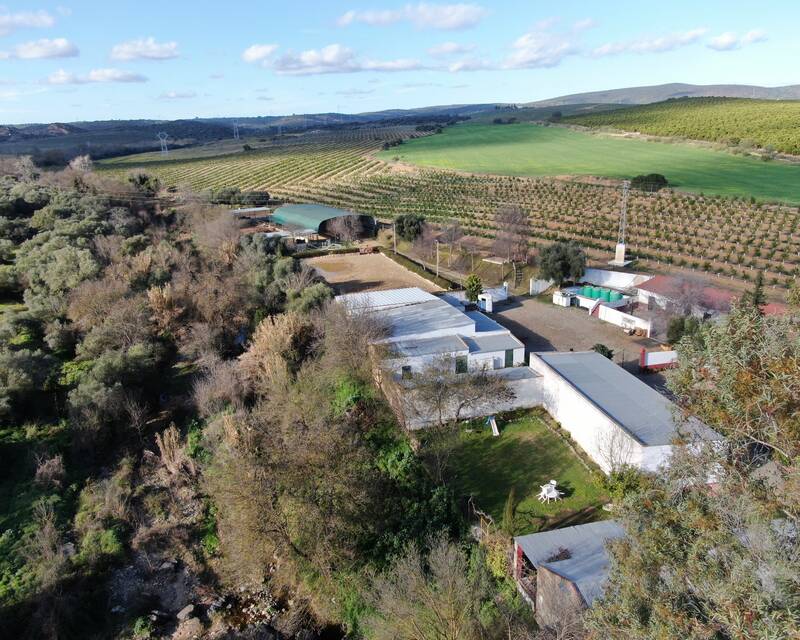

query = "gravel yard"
[[306, 252, 441, 294]]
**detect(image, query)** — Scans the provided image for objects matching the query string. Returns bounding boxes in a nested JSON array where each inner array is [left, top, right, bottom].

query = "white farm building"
[[528, 351, 720, 473]]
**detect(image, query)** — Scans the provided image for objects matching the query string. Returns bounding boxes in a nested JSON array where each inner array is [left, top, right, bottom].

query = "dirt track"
[[305, 252, 441, 294]]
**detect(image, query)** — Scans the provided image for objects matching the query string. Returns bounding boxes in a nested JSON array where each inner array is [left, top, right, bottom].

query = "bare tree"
[[595, 426, 635, 474], [493, 205, 532, 263], [34, 454, 66, 490], [327, 214, 363, 243], [122, 393, 148, 443], [439, 220, 464, 267]]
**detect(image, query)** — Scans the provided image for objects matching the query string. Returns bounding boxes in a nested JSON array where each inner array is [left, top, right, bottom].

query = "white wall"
[[584, 268, 652, 289], [597, 305, 652, 337], [387, 346, 526, 378], [528, 354, 674, 474]]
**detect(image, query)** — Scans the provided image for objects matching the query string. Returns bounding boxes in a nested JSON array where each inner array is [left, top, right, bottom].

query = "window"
[[455, 356, 468, 374], [401, 365, 412, 380], [504, 349, 514, 368]]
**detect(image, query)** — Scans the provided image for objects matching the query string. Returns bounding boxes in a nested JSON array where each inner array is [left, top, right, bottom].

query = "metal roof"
[[392, 334, 468, 357], [378, 299, 475, 340], [515, 520, 626, 606], [466, 310, 508, 333], [534, 351, 719, 446], [335, 287, 438, 310], [463, 333, 523, 354], [272, 203, 363, 232]]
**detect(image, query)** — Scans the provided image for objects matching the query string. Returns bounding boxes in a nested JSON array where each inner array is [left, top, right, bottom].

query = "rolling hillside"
[[527, 83, 800, 106], [566, 97, 800, 155]]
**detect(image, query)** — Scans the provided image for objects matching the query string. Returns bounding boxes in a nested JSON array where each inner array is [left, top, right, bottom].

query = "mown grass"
[[380, 123, 800, 203], [449, 411, 607, 535]]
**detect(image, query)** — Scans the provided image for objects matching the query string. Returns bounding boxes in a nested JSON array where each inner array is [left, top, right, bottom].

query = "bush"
[[631, 173, 668, 192], [592, 343, 614, 359], [602, 465, 643, 502]]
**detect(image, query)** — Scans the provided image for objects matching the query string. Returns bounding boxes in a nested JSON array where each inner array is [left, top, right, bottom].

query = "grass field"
[[450, 412, 607, 535], [379, 123, 800, 202]]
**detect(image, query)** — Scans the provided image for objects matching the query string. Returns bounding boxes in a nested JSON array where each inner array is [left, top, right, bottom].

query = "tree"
[[328, 214, 363, 243], [464, 274, 483, 302], [493, 205, 531, 263], [365, 534, 489, 640], [666, 315, 700, 344], [592, 343, 614, 360], [502, 486, 516, 535], [537, 241, 586, 286], [589, 305, 800, 639], [395, 213, 425, 242], [741, 270, 766, 312], [630, 173, 668, 192]]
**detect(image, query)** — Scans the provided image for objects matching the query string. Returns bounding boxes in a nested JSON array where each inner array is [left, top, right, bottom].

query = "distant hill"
[[567, 97, 800, 155], [526, 83, 800, 107]]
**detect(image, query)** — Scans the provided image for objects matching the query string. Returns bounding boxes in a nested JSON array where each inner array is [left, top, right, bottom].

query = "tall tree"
[[537, 241, 586, 285], [492, 205, 531, 263]]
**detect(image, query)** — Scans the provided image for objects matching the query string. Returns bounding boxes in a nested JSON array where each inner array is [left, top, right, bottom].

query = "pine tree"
[[741, 270, 766, 312]]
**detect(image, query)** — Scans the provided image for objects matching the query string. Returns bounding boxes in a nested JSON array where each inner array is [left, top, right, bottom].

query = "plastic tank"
[[610, 291, 623, 302], [600, 289, 611, 302], [581, 286, 591, 297], [591, 287, 601, 299]]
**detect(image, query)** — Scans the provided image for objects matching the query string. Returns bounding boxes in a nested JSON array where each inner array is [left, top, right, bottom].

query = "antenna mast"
[[157, 132, 169, 155], [609, 180, 633, 267], [233, 122, 240, 140]]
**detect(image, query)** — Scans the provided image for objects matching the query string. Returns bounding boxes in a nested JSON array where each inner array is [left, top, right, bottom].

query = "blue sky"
[[1, 1, 797, 124]]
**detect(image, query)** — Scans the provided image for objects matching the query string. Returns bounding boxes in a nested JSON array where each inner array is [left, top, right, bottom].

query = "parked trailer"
[[639, 349, 678, 372]]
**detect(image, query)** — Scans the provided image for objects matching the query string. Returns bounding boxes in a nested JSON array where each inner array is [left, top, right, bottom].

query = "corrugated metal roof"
[[515, 520, 625, 606], [392, 335, 468, 357], [466, 311, 507, 333], [335, 287, 438, 310], [534, 351, 719, 445], [463, 334, 523, 354], [272, 203, 363, 232]]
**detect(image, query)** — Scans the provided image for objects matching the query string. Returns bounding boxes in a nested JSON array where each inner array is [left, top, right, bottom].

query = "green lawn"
[[450, 411, 607, 535], [379, 123, 800, 203]]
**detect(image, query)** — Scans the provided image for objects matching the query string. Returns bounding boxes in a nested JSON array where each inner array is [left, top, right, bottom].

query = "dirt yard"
[[306, 252, 441, 294], [492, 296, 672, 392]]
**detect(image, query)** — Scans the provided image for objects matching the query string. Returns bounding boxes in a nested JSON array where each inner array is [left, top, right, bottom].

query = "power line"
[[157, 132, 169, 155]]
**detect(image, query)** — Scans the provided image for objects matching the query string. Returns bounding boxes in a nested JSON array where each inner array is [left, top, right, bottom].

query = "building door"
[[455, 356, 468, 374], [505, 349, 514, 368]]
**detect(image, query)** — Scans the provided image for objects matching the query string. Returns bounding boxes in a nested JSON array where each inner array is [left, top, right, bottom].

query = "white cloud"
[[573, 18, 597, 31], [504, 30, 576, 69], [269, 43, 424, 75], [242, 43, 279, 63], [14, 37, 78, 59], [111, 37, 179, 60], [427, 41, 474, 56], [708, 29, 767, 51], [0, 10, 55, 36], [159, 90, 196, 99], [448, 57, 491, 72], [47, 68, 148, 85], [592, 28, 707, 57], [337, 3, 488, 30]]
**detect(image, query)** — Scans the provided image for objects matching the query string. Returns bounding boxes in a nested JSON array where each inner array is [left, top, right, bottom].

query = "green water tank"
[[600, 289, 611, 302], [581, 286, 591, 297], [591, 287, 601, 299], [610, 291, 623, 302]]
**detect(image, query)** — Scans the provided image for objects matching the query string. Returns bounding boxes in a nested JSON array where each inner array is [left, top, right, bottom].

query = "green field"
[[450, 412, 607, 535], [379, 123, 800, 202]]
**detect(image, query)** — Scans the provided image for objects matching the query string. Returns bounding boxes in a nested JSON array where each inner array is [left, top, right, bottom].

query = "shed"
[[514, 521, 626, 628]]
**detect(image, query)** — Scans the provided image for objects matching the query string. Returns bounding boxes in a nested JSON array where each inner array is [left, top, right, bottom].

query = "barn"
[[271, 203, 375, 239]]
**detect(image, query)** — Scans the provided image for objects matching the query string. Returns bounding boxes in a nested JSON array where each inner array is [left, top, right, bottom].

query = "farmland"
[[567, 97, 800, 155], [99, 126, 800, 289], [378, 122, 800, 202]]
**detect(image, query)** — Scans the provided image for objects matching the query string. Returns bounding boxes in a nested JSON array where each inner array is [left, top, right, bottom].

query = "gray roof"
[[463, 333, 523, 354], [465, 310, 507, 333], [336, 287, 437, 310], [515, 520, 626, 605], [392, 334, 468, 357], [377, 299, 475, 340], [534, 351, 719, 446]]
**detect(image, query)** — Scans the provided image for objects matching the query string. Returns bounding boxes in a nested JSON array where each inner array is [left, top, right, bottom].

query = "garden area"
[[449, 410, 608, 536]]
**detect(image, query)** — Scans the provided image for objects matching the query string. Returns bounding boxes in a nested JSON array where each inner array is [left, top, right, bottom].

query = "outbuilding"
[[528, 351, 720, 473]]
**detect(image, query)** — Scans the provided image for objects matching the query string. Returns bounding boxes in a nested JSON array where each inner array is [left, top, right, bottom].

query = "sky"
[[1, 1, 797, 124]]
